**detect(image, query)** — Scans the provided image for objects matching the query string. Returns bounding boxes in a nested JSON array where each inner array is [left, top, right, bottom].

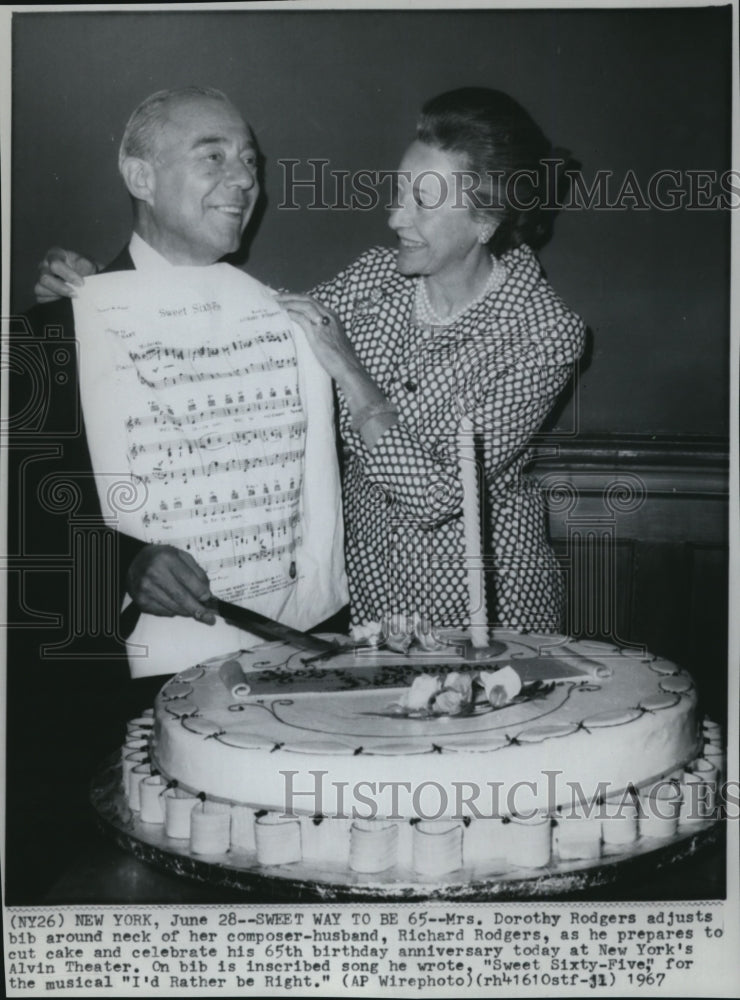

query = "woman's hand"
[[278, 292, 398, 450], [277, 294, 362, 384], [34, 247, 98, 303]]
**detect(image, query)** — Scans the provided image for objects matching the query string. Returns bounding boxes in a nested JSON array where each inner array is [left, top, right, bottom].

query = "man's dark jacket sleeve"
[[9, 248, 147, 643]]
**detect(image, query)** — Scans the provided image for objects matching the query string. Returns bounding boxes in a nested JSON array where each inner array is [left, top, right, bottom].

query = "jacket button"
[[404, 380, 417, 392]]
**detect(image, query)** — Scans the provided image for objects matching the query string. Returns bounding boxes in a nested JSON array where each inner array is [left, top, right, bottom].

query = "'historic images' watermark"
[[279, 769, 737, 822], [278, 161, 740, 212]]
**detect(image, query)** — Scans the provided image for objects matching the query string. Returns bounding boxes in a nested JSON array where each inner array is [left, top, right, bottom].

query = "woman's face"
[[389, 140, 488, 280]]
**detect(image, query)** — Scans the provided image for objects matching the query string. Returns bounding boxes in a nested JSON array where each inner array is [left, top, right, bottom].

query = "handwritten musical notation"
[[133, 353, 297, 390], [125, 396, 300, 432], [128, 420, 305, 460], [76, 265, 311, 611], [123, 310, 308, 596], [141, 487, 302, 527], [177, 511, 300, 550], [210, 537, 300, 572], [127, 329, 291, 365], [134, 447, 305, 485]]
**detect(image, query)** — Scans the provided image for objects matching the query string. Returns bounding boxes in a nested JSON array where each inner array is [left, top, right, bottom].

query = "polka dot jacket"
[[313, 245, 586, 633]]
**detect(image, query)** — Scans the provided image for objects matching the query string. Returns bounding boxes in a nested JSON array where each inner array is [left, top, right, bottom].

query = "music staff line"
[[136, 448, 304, 484], [128, 420, 305, 459], [158, 511, 300, 550], [203, 537, 300, 571], [134, 355, 297, 390], [126, 396, 301, 432], [127, 329, 292, 365], [141, 487, 302, 526]]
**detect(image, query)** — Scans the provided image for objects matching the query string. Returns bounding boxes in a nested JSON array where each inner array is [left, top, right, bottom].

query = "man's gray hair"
[[118, 86, 231, 172]]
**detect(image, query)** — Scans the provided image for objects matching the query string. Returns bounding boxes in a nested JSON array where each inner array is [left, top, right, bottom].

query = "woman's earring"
[[478, 226, 493, 244]]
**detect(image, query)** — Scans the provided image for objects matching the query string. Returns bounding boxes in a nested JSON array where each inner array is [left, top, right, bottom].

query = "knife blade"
[[207, 597, 340, 656]]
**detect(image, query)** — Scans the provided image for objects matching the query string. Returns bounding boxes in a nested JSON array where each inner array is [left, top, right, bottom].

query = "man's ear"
[[120, 157, 156, 205]]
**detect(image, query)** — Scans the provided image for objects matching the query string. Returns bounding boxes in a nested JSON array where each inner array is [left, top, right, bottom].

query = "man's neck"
[[132, 220, 217, 267], [128, 231, 177, 271]]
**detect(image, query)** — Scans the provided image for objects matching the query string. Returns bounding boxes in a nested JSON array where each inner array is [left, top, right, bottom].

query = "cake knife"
[[205, 596, 343, 657]]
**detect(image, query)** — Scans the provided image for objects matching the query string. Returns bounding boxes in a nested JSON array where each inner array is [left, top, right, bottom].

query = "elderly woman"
[[34, 87, 584, 635], [281, 88, 585, 633]]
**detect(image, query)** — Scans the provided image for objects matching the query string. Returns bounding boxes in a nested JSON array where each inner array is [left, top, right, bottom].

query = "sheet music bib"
[[74, 265, 346, 676]]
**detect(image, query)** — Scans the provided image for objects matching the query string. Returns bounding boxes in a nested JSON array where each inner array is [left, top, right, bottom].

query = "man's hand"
[[126, 544, 217, 624], [34, 247, 98, 303]]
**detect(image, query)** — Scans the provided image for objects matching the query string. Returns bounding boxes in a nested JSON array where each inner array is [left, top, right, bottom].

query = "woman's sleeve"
[[310, 270, 349, 315], [354, 312, 586, 526], [309, 246, 389, 322], [478, 316, 585, 488]]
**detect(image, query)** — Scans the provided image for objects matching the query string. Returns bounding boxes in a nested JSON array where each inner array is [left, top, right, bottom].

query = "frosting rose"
[[443, 672, 474, 700], [431, 688, 466, 715], [478, 666, 522, 707], [350, 621, 384, 646], [400, 674, 442, 711], [409, 612, 447, 652]]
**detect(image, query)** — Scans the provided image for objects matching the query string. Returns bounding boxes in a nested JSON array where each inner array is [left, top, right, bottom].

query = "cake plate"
[[91, 753, 724, 901]]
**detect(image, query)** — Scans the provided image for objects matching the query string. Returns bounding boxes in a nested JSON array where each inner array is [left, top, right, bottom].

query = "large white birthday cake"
[[118, 628, 722, 882]]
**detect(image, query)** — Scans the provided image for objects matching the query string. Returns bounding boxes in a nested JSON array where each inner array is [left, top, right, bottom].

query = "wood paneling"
[[532, 435, 729, 720]]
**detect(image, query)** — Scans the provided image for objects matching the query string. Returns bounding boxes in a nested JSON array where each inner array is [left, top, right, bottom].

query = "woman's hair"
[[416, 87, 573, 255]]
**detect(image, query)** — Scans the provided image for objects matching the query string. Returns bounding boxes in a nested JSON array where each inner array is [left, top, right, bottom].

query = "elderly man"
[[20, 87, 346, 676]]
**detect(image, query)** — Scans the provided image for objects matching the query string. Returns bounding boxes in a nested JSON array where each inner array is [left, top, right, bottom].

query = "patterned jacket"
[[314, 244, 586, 631]]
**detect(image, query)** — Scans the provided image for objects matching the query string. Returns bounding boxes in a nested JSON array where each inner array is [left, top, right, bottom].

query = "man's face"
[[145, 96, 259, 265]]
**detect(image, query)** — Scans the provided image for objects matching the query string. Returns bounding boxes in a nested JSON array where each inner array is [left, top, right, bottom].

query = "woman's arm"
[[278, 291, 399, 452], [351, 315, 586, 526], [307, 248, 585, 527]]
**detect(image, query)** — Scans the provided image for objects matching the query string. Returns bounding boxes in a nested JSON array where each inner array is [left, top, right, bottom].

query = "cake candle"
[[458, 415, 488, 647]]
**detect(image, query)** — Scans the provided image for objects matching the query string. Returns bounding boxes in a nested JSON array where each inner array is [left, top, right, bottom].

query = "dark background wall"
[[11, 6, 731, 438]]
